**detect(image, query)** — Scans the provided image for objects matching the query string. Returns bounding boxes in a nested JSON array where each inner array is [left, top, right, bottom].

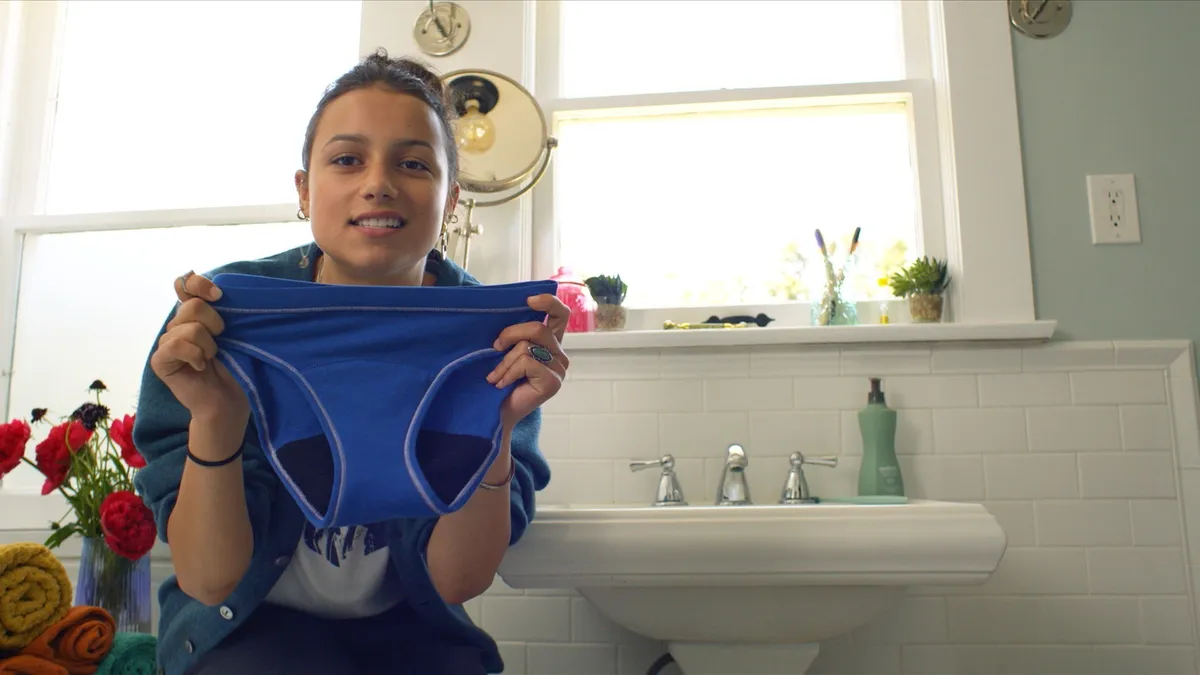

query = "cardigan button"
[[274, 556, 290, 567], [219, 606, 235, 620], [184, 639, 195, 653]]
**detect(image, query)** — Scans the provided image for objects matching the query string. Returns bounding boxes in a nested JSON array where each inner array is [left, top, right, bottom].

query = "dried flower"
[[70, 403, 110, 431], [89, 380, 107, 392], [31, 408, 48, 423]]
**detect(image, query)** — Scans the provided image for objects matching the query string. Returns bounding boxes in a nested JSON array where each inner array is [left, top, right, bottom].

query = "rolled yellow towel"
[[0, 543, 73, 652]]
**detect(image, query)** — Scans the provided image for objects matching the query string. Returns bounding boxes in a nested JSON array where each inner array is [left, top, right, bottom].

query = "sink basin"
[[498, 499, 1007, 674]]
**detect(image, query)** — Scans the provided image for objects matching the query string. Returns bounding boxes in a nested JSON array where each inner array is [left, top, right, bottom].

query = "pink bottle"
[[549, 266, 597, 333]]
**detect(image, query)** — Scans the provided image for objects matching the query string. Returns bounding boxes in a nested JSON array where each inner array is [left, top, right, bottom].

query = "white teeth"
[[355, 218, 404, 229]]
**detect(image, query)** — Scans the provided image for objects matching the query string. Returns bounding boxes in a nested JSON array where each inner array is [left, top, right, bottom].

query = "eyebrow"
[[323, 134, 434, 151]]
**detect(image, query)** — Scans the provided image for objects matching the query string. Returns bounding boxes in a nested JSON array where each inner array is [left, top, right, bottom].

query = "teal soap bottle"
[[857, 377, 904, 497]]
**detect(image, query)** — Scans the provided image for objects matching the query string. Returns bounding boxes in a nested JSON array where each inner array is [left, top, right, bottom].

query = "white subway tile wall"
[[491, 340, 1200, 674], [4, 339, 1198, 675]]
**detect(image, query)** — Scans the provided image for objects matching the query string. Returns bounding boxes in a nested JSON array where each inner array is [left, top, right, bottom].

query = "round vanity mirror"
[[445, 69, 550, 193], [441, 69, 557, 269]]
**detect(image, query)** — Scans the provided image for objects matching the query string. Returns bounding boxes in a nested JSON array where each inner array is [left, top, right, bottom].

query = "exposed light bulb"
[[455, 100, 496, 154]]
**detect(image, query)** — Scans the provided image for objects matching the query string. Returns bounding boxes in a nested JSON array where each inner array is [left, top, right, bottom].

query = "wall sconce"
[[448, 75, 499, 155], [441, 70, 558, 271]]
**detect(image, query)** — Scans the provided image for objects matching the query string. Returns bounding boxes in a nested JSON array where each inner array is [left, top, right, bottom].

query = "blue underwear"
[[207, 273, 558, 529]]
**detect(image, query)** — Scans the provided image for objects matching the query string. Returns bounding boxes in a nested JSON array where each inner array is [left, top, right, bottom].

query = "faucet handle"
[[724, 443, 748, 468], [791, 452, 837, 469], [629, 455, 687, 507], [780, 452, 838, 504], [630, 455, 677, 472]]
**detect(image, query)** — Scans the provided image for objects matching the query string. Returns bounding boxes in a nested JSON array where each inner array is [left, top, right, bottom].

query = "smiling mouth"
[[350, 217, 406, 229]]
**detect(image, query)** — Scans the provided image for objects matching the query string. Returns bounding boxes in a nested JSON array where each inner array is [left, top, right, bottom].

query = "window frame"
[[0, 0, 383, 424], [529, 0, 1037, 331]]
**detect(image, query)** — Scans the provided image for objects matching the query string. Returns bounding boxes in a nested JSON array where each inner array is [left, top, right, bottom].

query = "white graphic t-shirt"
[[264, 521, 402, 619]]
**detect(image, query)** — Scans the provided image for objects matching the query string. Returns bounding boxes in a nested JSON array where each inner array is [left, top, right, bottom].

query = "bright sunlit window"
[[2, 0, 364, 482], [547, 0, 916, 309], [4, 224, 313, 493], [44, 0, 362, 214], [554, 101, 917, 309], [557, 0, 905, 98]]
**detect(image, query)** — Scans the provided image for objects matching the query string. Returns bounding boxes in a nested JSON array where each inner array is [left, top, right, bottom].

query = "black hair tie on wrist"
[[186, 446, 243, 467]]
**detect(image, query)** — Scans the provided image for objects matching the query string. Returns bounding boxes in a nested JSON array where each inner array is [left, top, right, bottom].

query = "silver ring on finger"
[[528, 344, 554, 365], [178, 271, 196, 297]]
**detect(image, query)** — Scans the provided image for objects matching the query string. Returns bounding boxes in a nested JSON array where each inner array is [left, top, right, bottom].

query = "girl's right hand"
[[150, 272, 249, 428]]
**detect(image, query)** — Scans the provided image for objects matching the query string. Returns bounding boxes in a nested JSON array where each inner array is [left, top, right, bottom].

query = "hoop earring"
[[297, 208, 309, 221]]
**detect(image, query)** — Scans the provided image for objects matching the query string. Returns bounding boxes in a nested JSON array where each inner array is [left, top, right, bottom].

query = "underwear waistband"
[[210, 273, 559, 313]]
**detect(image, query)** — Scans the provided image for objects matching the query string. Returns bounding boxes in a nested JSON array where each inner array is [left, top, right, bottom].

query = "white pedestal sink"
[[498, 499, 1007, 675]]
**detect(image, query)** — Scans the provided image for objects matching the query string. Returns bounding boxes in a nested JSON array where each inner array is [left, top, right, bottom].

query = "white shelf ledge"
[[561, 320, 1057, 351]]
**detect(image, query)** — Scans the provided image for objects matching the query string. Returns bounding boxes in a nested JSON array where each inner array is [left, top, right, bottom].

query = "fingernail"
[[211, 287, 223, 301], [493, 340, 501, 350]]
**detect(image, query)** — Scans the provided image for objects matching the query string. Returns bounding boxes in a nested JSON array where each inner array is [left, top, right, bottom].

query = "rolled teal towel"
[[94, 632, 157, 675]]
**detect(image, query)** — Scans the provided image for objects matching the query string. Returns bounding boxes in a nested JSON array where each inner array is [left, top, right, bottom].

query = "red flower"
[[99, 491, 156, 560], [34, 421, 93, 495], [109, 414, 144, 469], [0, 419, 31, 477]]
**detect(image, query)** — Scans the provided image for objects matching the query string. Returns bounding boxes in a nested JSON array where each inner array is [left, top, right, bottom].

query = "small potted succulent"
[[888, 256, 950, 323], [584, 274, 628, 331]]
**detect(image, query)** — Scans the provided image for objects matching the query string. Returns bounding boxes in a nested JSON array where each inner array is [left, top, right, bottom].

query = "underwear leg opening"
[[218, 348, 339, 525], [409, 348, 512, 512]]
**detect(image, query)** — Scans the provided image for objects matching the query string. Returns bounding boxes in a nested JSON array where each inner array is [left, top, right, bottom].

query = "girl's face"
[[296, 85, 458, 285]]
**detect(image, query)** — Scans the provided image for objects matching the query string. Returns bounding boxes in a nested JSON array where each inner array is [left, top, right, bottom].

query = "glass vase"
[[810, 279, 859, 326], [75, 536, 152, 634]]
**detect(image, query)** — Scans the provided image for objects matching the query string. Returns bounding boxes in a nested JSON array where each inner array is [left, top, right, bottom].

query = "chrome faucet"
[[629, 455, 688, 506], [715, 443, 751, 506], [779, 452, 838, 504]]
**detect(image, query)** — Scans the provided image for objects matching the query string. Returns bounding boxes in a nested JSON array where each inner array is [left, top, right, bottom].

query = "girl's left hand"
[[489, 294, 571, 428]]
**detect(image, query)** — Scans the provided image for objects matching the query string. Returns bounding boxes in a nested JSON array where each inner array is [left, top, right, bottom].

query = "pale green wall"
[[1011, 0, 1200, 352]]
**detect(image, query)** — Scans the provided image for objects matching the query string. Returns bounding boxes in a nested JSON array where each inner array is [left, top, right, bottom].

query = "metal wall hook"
[[413, 1, 471, 57]]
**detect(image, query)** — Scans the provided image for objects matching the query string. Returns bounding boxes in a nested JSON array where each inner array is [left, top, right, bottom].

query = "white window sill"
[[562, 320, 1057, 351]]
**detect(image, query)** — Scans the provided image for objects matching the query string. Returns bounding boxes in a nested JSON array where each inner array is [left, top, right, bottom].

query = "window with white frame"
[[533, 0, 1036, 329], [0, 0, 370, 494]]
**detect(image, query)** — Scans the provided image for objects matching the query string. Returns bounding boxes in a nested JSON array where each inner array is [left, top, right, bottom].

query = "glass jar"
[[808, 254, 859, 326], [548, 267, 597, 333]]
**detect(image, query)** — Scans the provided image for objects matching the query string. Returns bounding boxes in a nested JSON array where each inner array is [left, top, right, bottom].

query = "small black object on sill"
[[704, 313, 774, 327]]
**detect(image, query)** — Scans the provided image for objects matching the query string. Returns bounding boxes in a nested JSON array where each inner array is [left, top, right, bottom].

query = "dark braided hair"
[[300, 48, 458, 184]]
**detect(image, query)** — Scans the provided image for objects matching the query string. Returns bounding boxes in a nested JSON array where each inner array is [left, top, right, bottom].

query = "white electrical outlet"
[[1086, 173, 1141, 244]]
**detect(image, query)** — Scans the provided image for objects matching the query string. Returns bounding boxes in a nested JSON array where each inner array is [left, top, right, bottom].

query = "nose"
[[361, 164, 397, 202]]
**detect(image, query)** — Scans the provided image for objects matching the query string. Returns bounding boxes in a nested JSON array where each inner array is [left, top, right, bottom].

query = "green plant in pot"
[[888, 256, 950, 323], [584, 274, 628, 331]]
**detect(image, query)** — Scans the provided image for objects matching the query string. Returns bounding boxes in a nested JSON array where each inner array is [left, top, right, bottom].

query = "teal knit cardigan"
[[131, 244, 551, 675]]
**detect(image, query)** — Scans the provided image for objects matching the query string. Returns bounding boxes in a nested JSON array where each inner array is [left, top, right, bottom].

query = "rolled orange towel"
[[0, 653, 69, 675], [17, 606, 114, 675], [0, 544, 72, 652]]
